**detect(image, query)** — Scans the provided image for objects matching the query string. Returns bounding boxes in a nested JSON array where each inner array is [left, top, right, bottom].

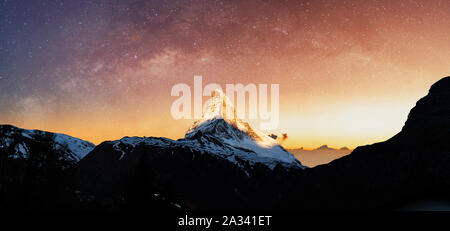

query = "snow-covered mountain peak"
[[183, 89, 303, 169], [106, 89, 303, 169], [199, 89, 237, 122], [186, 89, 278, 147]]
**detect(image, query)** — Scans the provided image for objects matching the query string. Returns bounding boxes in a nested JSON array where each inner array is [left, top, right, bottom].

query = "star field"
[[1, 0, 450, 148]]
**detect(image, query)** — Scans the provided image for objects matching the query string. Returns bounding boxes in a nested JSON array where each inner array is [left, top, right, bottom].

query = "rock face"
[[0, 125, 95, 210]]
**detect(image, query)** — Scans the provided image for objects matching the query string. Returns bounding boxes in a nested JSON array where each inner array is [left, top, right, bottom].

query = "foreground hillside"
[[295, 76, 450, 210]]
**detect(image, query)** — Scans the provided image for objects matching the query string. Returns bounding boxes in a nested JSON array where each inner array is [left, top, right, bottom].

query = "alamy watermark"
[[170, 76, 279, 130]]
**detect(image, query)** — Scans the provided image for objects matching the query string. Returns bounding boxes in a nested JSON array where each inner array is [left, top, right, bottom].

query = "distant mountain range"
[[288, 145, 352, 167], [1, 76, 450, 211]]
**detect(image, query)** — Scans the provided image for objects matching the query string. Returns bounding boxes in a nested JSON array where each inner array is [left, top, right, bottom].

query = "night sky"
[[1, 0, 450, 148]]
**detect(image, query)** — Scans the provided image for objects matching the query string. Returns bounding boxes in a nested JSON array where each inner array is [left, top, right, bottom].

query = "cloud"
[[281, 133, 288, 143]]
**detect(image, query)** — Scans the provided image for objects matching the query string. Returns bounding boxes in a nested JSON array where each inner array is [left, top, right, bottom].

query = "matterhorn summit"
[[104, 89, 303, 170], [199, 89, 236, 121], [77, 88, 306, 210], [184, 89, 303, 169]]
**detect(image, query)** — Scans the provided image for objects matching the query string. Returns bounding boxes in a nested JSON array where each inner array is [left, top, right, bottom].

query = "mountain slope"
[[0, 125, 96, 210]]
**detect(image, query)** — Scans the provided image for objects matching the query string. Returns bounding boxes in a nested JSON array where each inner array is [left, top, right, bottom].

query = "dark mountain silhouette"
[[292, 76, 450, 210], [1, 76, 450, 211]]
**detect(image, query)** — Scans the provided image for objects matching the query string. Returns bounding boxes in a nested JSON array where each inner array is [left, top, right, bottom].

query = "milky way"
[[1, 0, 450, 148]]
